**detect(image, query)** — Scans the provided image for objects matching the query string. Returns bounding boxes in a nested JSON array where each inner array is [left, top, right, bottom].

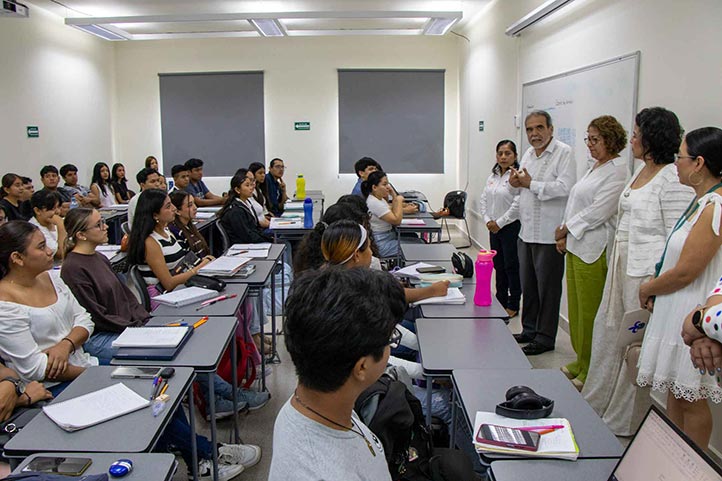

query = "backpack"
[[355, 373, 476, 481], [443, 191, 466, 219]]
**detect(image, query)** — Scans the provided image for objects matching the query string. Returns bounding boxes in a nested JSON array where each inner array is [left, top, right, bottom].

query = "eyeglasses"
[[584, 136, 601, 146], [674, 153, 697, 162], [85, 219, 107, 231], [388, 327, 402, 349]]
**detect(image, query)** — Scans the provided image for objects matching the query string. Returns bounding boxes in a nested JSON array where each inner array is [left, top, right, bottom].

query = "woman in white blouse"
[[28, 189, 65, 260], [362, 171, 404, 258], [555, 116, 628, 390], [89, 162, 115, 209], [480, 140, 521, 317], [0, 220, 97, 395], [582, 107, 694, 436]]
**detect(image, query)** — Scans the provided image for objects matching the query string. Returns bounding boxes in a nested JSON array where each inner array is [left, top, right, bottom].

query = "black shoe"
[[513, 333, 534, 344], [522, 341, 554, 356]]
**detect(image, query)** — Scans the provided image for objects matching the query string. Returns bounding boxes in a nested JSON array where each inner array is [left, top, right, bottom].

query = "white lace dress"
[[637, 193, 722, 402]]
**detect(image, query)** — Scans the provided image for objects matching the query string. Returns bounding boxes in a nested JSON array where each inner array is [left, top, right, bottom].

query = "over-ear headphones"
[[451, 252, 474, 278], [495, 385, 554, 419]]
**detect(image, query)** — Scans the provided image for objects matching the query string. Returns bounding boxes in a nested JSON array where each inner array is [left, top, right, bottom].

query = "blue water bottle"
[[303, 197, 313, 228]]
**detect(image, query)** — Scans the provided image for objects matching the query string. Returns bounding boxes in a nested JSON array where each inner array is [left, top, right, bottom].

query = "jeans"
[[84, 331, 118, 366], [373, 230, 400, 258], [263, 262, 293, 318], [157, 409, 214, 466]]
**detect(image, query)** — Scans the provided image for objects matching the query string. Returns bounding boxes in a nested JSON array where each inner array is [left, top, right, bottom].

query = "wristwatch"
[[692, 306, 709, 335], [0, 376, 25, 396]]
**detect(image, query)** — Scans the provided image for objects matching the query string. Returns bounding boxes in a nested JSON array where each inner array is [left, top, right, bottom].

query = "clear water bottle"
[[303, 197, 313, 228], [69, 195, 79, 210], [473, 250, 497, 306]]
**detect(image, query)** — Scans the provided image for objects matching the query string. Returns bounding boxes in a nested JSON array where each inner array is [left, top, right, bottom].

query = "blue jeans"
[[158, 409, 214, 466], [84, 331, 118, 366], [373, 230, 400, 258]]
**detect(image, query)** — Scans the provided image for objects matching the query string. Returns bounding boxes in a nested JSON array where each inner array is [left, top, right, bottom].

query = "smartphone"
[[476, 424, 541, 452], [23, 456, 92, 476], [417, 266, 446, 274], [235, 264, 257, 278], [111, 367, 162, 379]]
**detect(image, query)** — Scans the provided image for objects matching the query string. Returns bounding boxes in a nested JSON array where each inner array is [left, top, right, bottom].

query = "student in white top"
[[509, 110, 576, 355], [480, 140, 521, 318], [555, 116, 629, 390], [362, 171, 404, 258], [270, 267, 402, 481], [89, 162, 115, 209], [127, 167, 163, 227], [28, 189, 65, 260]]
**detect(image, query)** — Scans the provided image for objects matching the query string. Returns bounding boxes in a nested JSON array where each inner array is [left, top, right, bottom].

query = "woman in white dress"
[[89, 162, 115, 209], [28, 189, 65, 260], [637, 126, 722, 449], [582, 107, 694, 436]]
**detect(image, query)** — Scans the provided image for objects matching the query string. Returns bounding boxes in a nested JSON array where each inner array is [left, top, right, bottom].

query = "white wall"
[[0, 5, 115, 186], [459, 0, 722, 454], [112, 36, 460, 207]]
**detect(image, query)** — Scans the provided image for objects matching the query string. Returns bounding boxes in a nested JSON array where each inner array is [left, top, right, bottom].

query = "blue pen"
[[149, 377, 159, 400], [164, 322, 188, 327]]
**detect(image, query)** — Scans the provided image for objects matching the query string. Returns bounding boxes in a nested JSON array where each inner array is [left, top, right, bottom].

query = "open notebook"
[[411, 287, 465, 305], [111, 326, 191, 349], [43, 383, 150, 432], [153, 286, 218, 307]]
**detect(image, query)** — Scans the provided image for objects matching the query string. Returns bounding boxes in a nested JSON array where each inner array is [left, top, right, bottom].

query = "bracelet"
[[62, 337, 76, 354], [22, 392, 31, 406]]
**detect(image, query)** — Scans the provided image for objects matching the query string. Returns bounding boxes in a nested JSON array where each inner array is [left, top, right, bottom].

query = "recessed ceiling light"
[[249, 18, 285, 37], [423, 17, 458, 35]]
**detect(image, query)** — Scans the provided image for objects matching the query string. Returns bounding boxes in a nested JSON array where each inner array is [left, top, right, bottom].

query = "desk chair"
[[439, 191, 471, 248], [121, 221, 130, 235], [215, 221, 230, 253], [128, 265, 151, 311]]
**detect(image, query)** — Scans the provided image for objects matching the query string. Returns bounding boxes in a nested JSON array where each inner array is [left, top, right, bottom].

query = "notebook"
[[472, 411, 579, 460], [153, 286, 218, 307], [270, 217, 302, 229], [42, 383, 150, 432], [401, 218, 426, 226], [111, 326, 191, 348], [608, 405, 722, 480], [198, 255, 250, 276], [113, 327, 194, 360], [227, 243, 271, 259], [393, 262, 437, 279], [411, 287, 466, 305]]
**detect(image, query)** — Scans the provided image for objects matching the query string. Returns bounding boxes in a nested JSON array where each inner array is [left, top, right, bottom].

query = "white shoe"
[[196, 458, 244, 481], [218, 443, 262, 469]]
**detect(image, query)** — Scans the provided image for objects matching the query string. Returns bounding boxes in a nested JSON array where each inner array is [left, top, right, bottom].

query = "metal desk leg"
[[231, 330, 240, 443], [188, 383, 199, 481], [425, 374, 432, 426], [450, 388, 456, 448], [269, 262, 282, 364], [257, 293, 267, 392], [207, 372, 219, 481]]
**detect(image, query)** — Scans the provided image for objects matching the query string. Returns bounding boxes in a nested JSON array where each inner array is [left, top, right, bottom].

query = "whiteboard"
[[521, 52, 640, 179]]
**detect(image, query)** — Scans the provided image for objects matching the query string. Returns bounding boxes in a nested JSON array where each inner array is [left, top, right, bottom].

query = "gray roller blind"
[[159, 72, 265, 176], [338, 69, 445, 174]]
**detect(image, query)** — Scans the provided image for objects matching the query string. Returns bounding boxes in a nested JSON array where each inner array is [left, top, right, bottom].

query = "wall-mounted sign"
[[294, 122, 310, 131], [27, 126, 39, 138]]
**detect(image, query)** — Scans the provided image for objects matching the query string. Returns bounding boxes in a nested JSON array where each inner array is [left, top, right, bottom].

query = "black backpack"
[[355, 374, 475, 481], [443, 191, 467, 219]]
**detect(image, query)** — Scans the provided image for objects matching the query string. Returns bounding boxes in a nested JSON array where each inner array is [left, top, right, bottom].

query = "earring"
[[689, 171, 704, 187]]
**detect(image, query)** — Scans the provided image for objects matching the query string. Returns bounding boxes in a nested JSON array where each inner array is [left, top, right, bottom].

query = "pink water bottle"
[[473, 250, 496, 306]]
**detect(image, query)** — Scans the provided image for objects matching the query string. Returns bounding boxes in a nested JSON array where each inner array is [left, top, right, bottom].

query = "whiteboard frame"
[[520, 51, 641, 173]]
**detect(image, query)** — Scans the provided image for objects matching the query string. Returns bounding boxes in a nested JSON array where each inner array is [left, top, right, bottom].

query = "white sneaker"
[[218, 443, 262, 469], [196, 458, 244, 481]]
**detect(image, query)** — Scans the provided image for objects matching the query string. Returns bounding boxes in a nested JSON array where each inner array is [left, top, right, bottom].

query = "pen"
[[149, 377, 159, 400], [200, 294, 229, 306], [197, 294, 237, 310], [228, 250, 248, 257], [164, 322, 188, 327], [518, 425, 565, 432], [159, 382, 169, 397], [193, 317, 209, 329]]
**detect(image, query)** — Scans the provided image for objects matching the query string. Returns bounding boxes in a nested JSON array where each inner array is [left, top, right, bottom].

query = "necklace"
[[293, 390, 376, 457]]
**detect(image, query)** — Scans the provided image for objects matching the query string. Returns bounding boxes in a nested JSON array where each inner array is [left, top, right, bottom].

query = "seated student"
[[39, 165, 72, 217], [219, 169, 273, 245], [145, 155, 159, 171], [240, 169, 270, 229], [158, 175, 168, 192], [248, 162, 270, 216], [0, 174, 30, 222], [19, 177, 34, 219], [264, 158, 287, 216], [110, 163, 134, 204], [362, 171, 404, 258], [29, 190, 65, 260], [185, 158, 224, 207], [127, 167, 163, 226], [270, 267, 404, 480], [88, 162, 115, 209], [59, 164, 92, 207], [169, 191, 211, 257], [0, 209, 6, 226], [351, 157, 380, 197], [169, 164, 191, 194]]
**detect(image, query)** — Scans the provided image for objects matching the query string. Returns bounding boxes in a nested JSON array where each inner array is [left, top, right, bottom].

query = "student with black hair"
[[126, 167, 163, 226], [144, 155, 159, 171], [239, 169, 270, 229], [351, 157, 380, 197], [169, 164, 191, 193], [248, 162, 268, 213], [269, 267, 405, 480], [29, 190, 65, 259], [89, 162, 115, 209], [39, 165, 71, 217], [110, 163, 134, 204], [185, 158, 224, 207], [169, 190, 210, 257], [60, 164, 91, 206], [218, 169, 273, 245], [362, 171, 403, 258], [264, 158, 287, 216], [0, 174, 29, 221]]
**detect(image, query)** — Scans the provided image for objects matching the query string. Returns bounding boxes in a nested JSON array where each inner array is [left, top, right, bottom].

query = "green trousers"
[[565, 251, 607, 383]]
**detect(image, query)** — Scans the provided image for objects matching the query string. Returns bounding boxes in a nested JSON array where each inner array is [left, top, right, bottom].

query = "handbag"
[[185, 274, 226, 292]]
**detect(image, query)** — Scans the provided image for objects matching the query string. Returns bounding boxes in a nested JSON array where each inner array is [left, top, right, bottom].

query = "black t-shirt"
[[0, 199, 29, 221]]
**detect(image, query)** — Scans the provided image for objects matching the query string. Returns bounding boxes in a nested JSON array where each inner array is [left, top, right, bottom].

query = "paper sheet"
[[112, 326, 190, 348]]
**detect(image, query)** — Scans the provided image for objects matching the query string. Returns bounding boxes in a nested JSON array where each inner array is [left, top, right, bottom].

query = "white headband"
[[339, 224, 368, 265]]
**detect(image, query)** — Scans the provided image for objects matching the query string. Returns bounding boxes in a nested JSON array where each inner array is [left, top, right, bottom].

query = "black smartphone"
[[476, 424, 541, 452], [23, 456, 92, 475], [111, 367, 162, 379], [417, 266, 446, 274]]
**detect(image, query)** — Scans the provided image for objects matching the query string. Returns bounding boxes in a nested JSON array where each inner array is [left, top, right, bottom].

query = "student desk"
[[269, 210, 322, 242], [112, 315, 241, 476], [150, 283, 248, 318], [4, 366, 196, 470], [452, 368, 624, 466], [417, 284, 508, 319], [194, 216, 219, 255], [293, 189, 325, 216], [401, 243, 458, 262], [416, 318, 531, 427], [489, 458, 619, 481], [14, 452, 178, 481], [224, 260, 277, 391], [99, 208, 128, 245]]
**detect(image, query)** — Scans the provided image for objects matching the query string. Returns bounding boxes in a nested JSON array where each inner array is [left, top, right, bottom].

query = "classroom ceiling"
[[30, 0, 491, 40]]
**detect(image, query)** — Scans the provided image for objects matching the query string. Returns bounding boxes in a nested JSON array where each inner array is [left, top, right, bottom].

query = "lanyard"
[[655, 182, 722, 277]]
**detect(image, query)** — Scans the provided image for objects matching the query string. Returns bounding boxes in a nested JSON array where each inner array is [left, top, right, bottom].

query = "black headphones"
[[495, 386, 554, 420], [451, 252, 474, 278]]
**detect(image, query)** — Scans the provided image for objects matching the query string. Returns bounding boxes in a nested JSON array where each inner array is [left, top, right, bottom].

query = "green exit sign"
[[478, 121, 485, 132], [294, 121, 310, 131], [27, 126, 39, 138]]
